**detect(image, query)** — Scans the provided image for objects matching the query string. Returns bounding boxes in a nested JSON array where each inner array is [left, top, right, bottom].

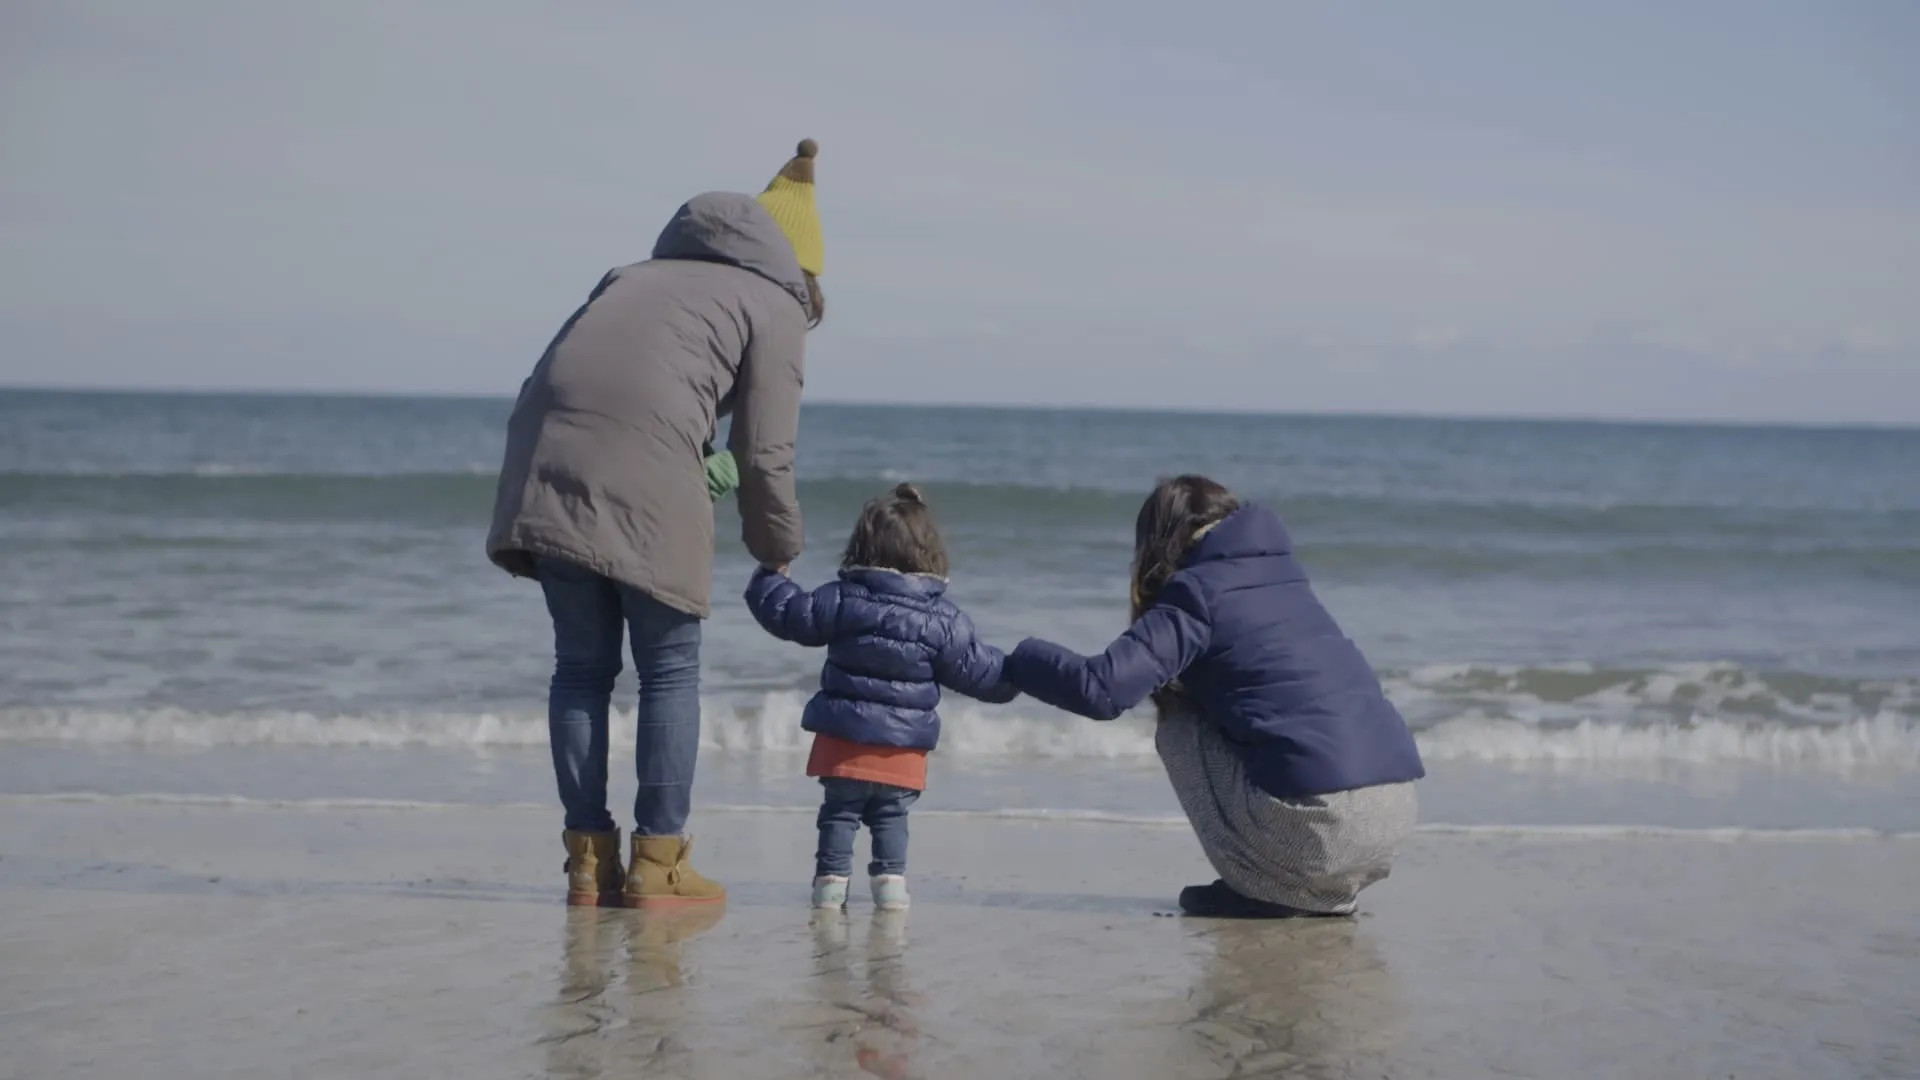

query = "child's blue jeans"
[[815, 777, 920, 878]]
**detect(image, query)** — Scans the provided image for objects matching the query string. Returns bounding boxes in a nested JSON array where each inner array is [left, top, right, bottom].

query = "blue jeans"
[[537, 556, 701, 837], [815, 777, 920, 878]]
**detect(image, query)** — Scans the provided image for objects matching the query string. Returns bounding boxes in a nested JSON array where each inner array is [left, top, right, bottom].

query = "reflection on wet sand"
[[536, 902, 1399, 1079], [541, 906, 727, 1080], [790, 911, 919, 1079], [12, 802, 1914, 1078], [1177, 918, 1403, 1076]]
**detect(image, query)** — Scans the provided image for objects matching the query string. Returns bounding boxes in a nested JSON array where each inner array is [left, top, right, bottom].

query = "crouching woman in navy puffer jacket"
[[1005, 475, 1424, 918], [747, 483, 1017, 912]]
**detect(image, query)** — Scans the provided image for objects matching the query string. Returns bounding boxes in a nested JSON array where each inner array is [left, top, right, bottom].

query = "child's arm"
[[1004, 578, 1210, 721], [931, 611, 1020, 704], [744, 567, 841, 648]]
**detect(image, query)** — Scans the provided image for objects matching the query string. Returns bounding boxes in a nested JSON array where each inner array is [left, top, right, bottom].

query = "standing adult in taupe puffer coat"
[[487, 141, 827, 907]]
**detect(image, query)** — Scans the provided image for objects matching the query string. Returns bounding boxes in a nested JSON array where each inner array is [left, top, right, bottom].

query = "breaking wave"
[[4, 661, 1916, 774]]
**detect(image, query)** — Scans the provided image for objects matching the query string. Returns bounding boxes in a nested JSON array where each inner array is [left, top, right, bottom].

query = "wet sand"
[[2, 798, 1917, 1079]]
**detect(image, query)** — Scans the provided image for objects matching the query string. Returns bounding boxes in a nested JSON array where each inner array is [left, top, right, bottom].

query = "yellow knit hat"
[[755, 139, 823, 277]]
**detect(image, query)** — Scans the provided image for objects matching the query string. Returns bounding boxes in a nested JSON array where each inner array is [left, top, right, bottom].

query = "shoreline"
[[7, 790, 1920, 842]]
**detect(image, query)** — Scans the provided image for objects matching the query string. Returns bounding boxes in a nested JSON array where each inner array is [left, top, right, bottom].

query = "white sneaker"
[[811, 875, 849, 909], [870, 874, 910, 911]]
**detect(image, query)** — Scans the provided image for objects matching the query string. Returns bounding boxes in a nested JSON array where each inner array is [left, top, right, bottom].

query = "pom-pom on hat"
[[755, 139, 823, 277]]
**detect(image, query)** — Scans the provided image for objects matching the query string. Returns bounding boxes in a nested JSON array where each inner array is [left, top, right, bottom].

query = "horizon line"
[[2, 382, 1915, 433]]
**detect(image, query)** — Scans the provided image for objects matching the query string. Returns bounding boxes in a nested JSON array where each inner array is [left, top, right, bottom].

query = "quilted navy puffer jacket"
[[1005, 503, 1425, 799], [746, 567, 1017, 750]]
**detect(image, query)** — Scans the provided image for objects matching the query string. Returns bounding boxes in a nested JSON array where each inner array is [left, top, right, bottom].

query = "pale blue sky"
[[3, 1, 1916, 422]]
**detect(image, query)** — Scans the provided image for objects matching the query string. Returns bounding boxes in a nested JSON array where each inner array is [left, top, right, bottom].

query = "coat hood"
[[651, 192, 811, 310], [839, 567, 950, 600], [1186, 503, 1296, 565]]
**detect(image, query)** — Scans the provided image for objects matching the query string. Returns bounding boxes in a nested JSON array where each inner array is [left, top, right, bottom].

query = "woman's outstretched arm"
[[1003, 578, 1210, 721]]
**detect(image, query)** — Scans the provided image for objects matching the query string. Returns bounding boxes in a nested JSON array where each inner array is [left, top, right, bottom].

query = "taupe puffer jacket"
[[486, 192, 809, 617]]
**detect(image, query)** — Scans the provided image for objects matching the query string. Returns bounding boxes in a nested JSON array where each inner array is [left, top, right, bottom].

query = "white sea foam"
[[2, 689, 1916, 774], [1414, 711, 1920, 771], [1388, 661, 1920, 728]]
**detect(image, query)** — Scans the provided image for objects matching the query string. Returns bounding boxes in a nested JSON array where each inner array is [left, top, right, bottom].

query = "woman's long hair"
[[1131, 476, 1238, 717], [1129, 475, 1240, 620], [803, 272, 826, 329]]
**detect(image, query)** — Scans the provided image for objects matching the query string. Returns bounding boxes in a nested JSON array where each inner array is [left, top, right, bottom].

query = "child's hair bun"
[[890, 482, 924, 505]]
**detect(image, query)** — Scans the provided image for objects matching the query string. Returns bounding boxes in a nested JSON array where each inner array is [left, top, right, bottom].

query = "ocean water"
[[2, 389, 1917, 831]]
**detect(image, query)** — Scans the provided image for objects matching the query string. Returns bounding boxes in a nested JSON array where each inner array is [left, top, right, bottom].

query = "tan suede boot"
[[624, 835, 726, 908], [562, 829, 625, 907]]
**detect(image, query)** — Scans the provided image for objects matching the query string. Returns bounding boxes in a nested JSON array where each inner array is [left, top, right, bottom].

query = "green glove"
[[703, 447, 739, 501]]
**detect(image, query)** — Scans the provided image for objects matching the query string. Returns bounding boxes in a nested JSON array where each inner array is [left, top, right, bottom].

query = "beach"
[[4, 797, 1917, 1079], [6, 0, 1920, 1066], [3, 390, 1919, 1077]]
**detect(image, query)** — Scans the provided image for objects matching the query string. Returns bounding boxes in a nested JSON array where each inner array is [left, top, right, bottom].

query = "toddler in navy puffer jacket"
[[746, 483, 1017, 911]]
